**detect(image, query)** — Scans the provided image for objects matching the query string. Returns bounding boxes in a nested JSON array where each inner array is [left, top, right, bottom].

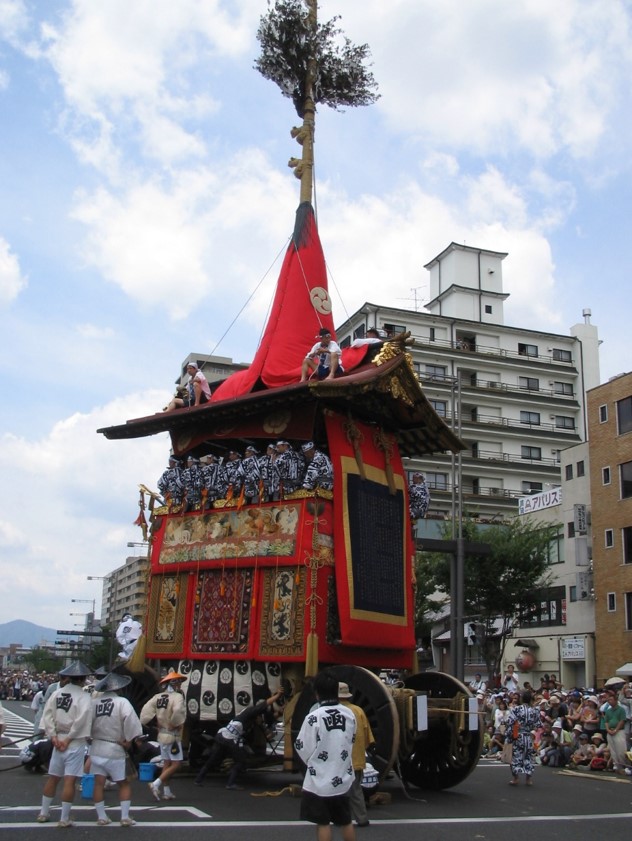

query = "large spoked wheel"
[[291, 665, 399, 779], [112, 663, 159, 713], [399, 672, 482, 790]]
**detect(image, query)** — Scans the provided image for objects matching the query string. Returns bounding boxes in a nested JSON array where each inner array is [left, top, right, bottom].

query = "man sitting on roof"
[[300, 328, 344, 381], [164, 362, 211, 411]]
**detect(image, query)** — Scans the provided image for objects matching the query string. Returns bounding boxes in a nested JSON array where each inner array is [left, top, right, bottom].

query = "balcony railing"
[[426, 409, 577, 435], [417, 372, 576, 401], [412, 334, 576, 367]]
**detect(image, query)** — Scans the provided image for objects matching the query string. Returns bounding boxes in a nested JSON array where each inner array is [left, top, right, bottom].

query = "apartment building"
[[99, 552, 150, 630], [336, 242, 601, 531], [587, 372, 632, 683]]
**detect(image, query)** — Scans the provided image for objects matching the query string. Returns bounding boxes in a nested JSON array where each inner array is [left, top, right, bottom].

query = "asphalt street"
[[2, 698, 632, 840]]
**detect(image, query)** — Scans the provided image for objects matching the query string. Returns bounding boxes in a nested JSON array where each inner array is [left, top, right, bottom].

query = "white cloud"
[[331, 0, 632, 162], [75, 323, 114, 340], [0, 236, 27, 304], [70, 152, 296, 321], [0, 0, 29, 44], [0, 390, 171, 627], [42, 0, 256, 171]]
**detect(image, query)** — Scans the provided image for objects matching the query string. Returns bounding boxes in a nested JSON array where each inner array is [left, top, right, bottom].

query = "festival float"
[[98, 0, 481, 789]]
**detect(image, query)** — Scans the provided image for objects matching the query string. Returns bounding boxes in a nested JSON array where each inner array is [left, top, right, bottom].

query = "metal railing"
[[411, 334, 576, 367]]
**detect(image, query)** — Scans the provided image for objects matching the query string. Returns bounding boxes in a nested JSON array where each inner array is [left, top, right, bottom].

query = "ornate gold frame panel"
[[340, 456, 408, 626]]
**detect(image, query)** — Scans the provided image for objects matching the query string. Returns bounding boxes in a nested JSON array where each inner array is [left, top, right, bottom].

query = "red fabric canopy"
[[212, 203, 335, 401]]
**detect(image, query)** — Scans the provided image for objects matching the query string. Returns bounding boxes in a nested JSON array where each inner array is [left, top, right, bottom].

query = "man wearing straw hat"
[[140, 670, 187, 801], [90, 672, 143, 827], [37, 660, 93, 827]]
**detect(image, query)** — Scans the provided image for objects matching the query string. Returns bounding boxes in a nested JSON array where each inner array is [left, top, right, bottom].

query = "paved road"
[[2, 699, 632, 839]]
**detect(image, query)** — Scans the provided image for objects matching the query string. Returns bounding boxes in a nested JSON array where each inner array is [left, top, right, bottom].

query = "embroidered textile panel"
[[191, 569, 253, 654], [258, 567, 306, 658], [146, 573, 189, 655], [155, 503, 303, 565]]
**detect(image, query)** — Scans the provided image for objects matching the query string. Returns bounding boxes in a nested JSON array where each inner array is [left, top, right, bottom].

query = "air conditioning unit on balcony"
[[489, 487, 500, 495], [488, 381, 499, 388]]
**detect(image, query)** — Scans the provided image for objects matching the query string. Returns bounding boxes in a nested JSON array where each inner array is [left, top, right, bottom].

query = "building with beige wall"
[[588, 372, 632, 683], [507, 441, 596, 690]]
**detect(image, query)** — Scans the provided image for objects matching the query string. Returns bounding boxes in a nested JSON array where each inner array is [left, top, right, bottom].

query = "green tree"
[[23, 646, 63, 675], [255, 0, 379, 118], [415, 517, 558, 681]]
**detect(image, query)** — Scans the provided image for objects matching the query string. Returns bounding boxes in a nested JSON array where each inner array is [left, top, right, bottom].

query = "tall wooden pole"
[[289, 0, 316, 205]]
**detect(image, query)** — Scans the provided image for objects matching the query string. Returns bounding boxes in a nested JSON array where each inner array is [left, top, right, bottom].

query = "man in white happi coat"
[[115, 614, 143, 661], [38, 660, 93, 827], [140, 670, 187, 802], [295, 668, 357, 841], [90, 672, 143, 827]]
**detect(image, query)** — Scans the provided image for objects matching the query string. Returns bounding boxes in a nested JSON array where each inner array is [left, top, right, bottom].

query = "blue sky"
[[1, 0, 631, 632]]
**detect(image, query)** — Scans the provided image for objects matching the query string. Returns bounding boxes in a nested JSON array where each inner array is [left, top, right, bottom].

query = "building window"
[[617, 396, 632, 435], [546, 530, 564, 565], [567, 522, 575, 538], [599, 404, 608, 423], [425, 364, 447, 380], [429, 327, 436, 342], [383, 323, 406, 336], [520, 411, 540, 425], [429, 399, 447, 416], [519, 376, 539, 391], [551, 348, 572, 363], [353, 324, 366, 340], [555, 416, 575, 430], [485, 304, 492, 314], [339, 336, 351, 348], [621, 461, 632, 499], [605, 529, 614, 548], [520, 585, 566, 627], [603, 466, 611, 485], [521, 445, 542, 461], [522, 481, 543, 494], [518, 343, 538, 357], [426, 472, 448, 491], [608, 592, 616, 612], [565, 464, 573, 481], [553, 382, 573, 396], [569, 585, 577, 602], [576, 460, 585, 477], [626, 593, 632, 631]]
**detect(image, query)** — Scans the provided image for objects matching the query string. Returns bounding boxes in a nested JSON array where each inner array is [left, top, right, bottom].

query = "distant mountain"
[[0, 620, 58, 648]]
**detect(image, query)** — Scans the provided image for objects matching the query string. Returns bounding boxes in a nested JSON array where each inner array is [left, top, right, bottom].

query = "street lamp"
[[88, 574, 119, 667]]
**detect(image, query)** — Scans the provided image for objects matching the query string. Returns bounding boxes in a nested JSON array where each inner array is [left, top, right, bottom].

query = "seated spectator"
[[570, 732, 592, 767], [489, 729, 505, 756], [300, 328, 343, 381], [164, 362, 211, 411], [589, 733, 610, 770], [481, 725, 493, 756]]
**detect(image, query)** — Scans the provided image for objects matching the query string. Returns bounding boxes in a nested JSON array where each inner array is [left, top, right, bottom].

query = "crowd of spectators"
[[0, 670, 52, 701], [476, 672, 632, 775]]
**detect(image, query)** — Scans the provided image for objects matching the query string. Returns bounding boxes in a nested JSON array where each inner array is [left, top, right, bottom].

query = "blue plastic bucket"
[[81, 774, 95, 799], [138, 763, 156, 782]]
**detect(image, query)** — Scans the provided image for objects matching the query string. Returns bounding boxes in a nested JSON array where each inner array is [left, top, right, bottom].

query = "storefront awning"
[[514, 638, 540, 649], [616, 662, 632, 676]]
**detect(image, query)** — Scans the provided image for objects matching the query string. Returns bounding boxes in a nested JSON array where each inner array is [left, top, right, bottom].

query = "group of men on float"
[[157, 440, 334, 510]]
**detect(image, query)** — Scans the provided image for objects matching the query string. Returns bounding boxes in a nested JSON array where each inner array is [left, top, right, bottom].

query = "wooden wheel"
[[290, 665, 399, 778], [399, 671, 482, 790], [112, 663, 159, 713]]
